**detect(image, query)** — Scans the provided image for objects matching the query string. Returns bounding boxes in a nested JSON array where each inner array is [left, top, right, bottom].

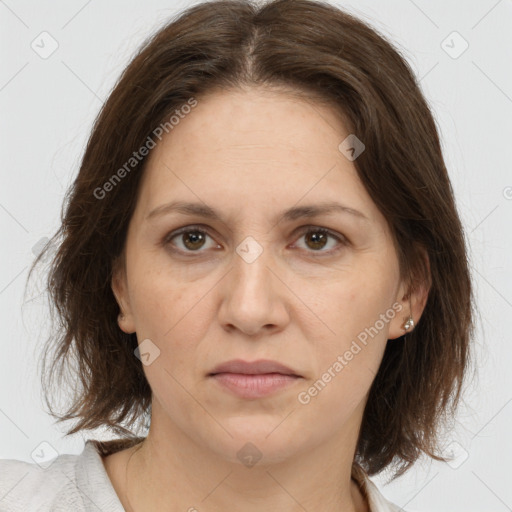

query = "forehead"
[[135, 87, 378, 225], [161, 86, 349, 155]]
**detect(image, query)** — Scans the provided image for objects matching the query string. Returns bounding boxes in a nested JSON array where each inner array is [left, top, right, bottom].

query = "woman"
[[0, 0, 474, 510]]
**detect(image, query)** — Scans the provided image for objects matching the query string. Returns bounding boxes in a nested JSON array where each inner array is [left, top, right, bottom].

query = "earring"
[[402, 316, 414, 331], [402, 295, 414, 332]]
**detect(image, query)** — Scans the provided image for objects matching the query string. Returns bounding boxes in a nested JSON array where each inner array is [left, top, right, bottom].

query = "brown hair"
[[28, 0, 475, 479]]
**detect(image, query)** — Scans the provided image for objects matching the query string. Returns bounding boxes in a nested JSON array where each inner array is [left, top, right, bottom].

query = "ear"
[[111, 255, 136, 334], [388, 249, 431, 340]]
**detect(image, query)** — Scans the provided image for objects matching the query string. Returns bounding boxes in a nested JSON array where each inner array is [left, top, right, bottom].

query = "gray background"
[[1, 0, 511, 510]]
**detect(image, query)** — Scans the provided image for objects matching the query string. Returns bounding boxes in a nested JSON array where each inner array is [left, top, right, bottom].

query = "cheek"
[[315, 274, 395, 345], [127, 260, 215, 375], [304, 267, 397, 400], [295, 284, 392, 427], [127, 255, 199, 335]]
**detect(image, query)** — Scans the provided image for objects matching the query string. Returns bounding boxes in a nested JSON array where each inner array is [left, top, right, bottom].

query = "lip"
[[209, 359, 301, 377], [210, 373, 301, 399], [208, 359, 303, 399]]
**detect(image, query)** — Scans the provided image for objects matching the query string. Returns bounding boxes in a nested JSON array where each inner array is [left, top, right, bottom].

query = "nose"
[[217, 238, 291, 337]]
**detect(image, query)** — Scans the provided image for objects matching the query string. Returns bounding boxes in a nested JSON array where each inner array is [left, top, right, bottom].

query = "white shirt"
[[0, 440, 402, 511]]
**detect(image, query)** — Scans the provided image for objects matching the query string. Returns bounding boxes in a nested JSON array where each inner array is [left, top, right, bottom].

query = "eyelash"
[[163, 224, 348, 257]]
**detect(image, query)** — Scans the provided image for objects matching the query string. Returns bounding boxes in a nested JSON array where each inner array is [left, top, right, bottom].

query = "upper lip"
[[209, 359, 301, 377]]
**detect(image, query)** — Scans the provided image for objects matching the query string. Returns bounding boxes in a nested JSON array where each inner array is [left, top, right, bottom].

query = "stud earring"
[[402, 316, 414, 331], [402, 295, 414, 332]]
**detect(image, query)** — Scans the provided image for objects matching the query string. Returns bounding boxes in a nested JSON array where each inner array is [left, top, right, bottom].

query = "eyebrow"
[[146, 200, 370, 225]]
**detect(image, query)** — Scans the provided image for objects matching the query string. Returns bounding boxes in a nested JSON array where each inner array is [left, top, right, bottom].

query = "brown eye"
[[165, 227, 219, 253], [304, 230, 329, 250], [181, 230, 207, 250], [164, 225, 347, 257], [294, 227, 347, 255]]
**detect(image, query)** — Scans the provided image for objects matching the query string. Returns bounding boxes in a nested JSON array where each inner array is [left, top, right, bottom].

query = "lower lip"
[[210, 373, 301, 399]]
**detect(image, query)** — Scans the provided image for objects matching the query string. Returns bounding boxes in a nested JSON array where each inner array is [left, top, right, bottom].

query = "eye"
[[292, 226, 348, 256], [163, 225, 348, 256], [164, 225, 219, 253]]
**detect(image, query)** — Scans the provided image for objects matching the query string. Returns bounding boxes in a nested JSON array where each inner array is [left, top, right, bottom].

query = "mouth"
[[208, 358, 301, 377], [208, 359, 303, 399]]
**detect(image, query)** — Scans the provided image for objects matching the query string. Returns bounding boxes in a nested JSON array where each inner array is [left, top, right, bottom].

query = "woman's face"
[[113, 86, 414, 465]]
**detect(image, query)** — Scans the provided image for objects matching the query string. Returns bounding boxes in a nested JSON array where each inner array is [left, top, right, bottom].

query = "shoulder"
[[352, 464, 404, 512], [0, 449, 83, 512], [0, 439, 130, 512], [364, 478, 403, 512]]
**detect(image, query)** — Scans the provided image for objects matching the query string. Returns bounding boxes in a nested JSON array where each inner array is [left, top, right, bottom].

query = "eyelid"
[[293, 225, 348, 243], [163, 224, 221, 250]]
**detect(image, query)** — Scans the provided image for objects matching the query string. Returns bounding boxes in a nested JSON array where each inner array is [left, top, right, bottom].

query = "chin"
[[200, 419, 312, 467]]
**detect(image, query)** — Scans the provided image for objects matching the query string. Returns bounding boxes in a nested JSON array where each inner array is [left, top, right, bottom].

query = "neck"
[[116, 408, 369, 512]]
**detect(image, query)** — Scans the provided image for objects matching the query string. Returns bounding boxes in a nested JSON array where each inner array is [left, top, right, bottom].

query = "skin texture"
[[106, 86, 429, 512]]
